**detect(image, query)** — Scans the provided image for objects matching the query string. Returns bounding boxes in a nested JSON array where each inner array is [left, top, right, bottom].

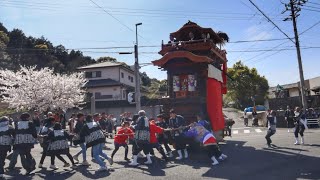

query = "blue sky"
[[1, 0, 320, 87]]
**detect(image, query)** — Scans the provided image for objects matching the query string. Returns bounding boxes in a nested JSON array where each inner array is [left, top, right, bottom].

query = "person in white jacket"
[[293, 107, 307, 145]]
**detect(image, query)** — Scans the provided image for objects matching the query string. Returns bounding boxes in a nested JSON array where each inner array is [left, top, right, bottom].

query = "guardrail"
[[306, 119, 320, 128]]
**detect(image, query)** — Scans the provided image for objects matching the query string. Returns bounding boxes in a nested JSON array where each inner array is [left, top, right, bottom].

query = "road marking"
[[255, 129, 262, 133], [244, 129, 250, 133], [233, 130, 239, 134]]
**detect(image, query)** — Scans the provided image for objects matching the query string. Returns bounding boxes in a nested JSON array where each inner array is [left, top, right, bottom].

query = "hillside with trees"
[[0, 22, 95, 73]]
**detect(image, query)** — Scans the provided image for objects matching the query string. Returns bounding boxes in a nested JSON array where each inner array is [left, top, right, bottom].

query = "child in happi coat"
[[0, 117, 14, 179], [185, 122, 227, 166], [47, 123, 76, 169], [111, 121, 134, 161]]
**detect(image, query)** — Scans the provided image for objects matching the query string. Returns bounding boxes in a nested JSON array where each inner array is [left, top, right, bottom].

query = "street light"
[[119, 23, 142, 112]]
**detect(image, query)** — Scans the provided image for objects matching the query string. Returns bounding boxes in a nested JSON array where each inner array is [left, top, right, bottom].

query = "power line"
[[0, 0, 282, 17], [304, 5, 320, 9], [228, 38, 290, 43], [238, 13, 320, 63], [0, 1, 287, 21], [300, 20, 320, 35], [302, 8, 320, 12], [87, 0, 134, 33], [7, 46, 320, 53], [309, 1, 320, 6], [229, 46, 320, 52], [241, 41, 290, 63], [248, 0, 295, 44]]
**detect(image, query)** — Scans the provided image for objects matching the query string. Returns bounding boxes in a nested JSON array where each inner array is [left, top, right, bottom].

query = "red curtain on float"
[[221, 62, 228, 94], [207, 78, 224, 131]]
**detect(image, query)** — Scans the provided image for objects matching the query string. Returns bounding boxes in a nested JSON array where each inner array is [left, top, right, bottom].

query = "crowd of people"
[[0, 109, 227, 179]]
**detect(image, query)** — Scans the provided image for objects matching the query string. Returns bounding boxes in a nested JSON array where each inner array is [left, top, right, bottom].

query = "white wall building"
[[78, 61, 135, 101], [309, 76, 320, 95]]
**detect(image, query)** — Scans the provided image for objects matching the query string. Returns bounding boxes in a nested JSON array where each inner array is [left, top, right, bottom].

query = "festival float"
[[152, 21, 228, 138]]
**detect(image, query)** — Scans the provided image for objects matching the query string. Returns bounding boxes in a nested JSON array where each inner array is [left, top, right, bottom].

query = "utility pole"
[[119, 23, 142, 112], [135, 23, 142, 112], [283, 0, 308, 110]]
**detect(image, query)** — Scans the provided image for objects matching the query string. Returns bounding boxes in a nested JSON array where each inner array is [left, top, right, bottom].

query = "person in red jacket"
[[111, 121, 134, 161], [148, 119, 168, 163]]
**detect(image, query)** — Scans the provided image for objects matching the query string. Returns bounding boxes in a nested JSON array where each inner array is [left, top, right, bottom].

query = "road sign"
[[128, 92, 136, 104]]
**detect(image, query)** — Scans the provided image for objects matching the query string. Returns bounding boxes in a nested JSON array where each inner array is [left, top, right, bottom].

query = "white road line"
[[244, 129, 250, 133], [255, 129, 262, 133], [233, 130, 239, 134]]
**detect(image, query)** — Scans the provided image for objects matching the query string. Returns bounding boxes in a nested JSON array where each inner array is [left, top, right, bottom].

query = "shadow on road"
[[202, 140, 320, 180], [114, 157, 180, 177], [6, 167, 76, 180]]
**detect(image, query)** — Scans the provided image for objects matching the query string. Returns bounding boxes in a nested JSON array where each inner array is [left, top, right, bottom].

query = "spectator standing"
[[106, 114, 115, 138], [284, 106, 295, 132]]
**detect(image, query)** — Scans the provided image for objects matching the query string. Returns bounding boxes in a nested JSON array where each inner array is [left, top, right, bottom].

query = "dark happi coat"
[[80, 121, 105, 148], [134, 116, 150, 144], [13, 120, 37, 151], [47, 130, 70, 156], [168, 115, 186, 139], [0, 122, 14, 152]]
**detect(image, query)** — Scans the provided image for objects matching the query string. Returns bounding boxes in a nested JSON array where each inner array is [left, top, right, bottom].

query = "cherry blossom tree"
[[0, 66, 87, 112]]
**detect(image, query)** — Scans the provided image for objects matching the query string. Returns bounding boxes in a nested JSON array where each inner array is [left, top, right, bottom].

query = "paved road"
[[4, 128, 320, 180]]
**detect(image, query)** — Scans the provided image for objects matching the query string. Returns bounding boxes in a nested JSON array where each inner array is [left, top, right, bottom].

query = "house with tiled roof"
[[77, 61, 135, 101]]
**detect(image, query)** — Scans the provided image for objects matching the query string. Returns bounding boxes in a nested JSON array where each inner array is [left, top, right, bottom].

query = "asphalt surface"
[[4, 127, 320, 180]]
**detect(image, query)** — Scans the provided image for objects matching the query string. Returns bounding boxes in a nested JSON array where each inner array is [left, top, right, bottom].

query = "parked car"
[[244, 105, 266, 112]]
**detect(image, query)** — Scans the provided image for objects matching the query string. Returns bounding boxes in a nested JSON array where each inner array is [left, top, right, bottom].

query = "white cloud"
[[245, 25, 273, 41]]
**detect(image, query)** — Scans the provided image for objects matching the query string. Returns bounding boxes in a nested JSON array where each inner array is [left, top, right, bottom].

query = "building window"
[[96, 71, 101, 77], [128, 75, 130, 80], [121, 72, 124, 78], [85, 71, 101, 78], [131, 76, 134, 83], [92, 71, 96, 78], [123, 90, 126, 99], [85, 72, 92, 78]]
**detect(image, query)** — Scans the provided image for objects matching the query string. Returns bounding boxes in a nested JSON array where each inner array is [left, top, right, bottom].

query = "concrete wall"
[[88, 86, 126, 101], [83, 67, 120, 81], [309, 77, 320, 95], [119, 68, 135, 87], [289, 88, 300, 97]]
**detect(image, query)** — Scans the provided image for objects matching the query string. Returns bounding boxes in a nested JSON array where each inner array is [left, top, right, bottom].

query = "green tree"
[[97, 56, 117, 63], [141, 72, 151, 86], [0, 31, 11, 69], [226, 61, 269, 109]]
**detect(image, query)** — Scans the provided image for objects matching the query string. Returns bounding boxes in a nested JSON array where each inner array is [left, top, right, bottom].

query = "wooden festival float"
[[152, 21, 228, 138]]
